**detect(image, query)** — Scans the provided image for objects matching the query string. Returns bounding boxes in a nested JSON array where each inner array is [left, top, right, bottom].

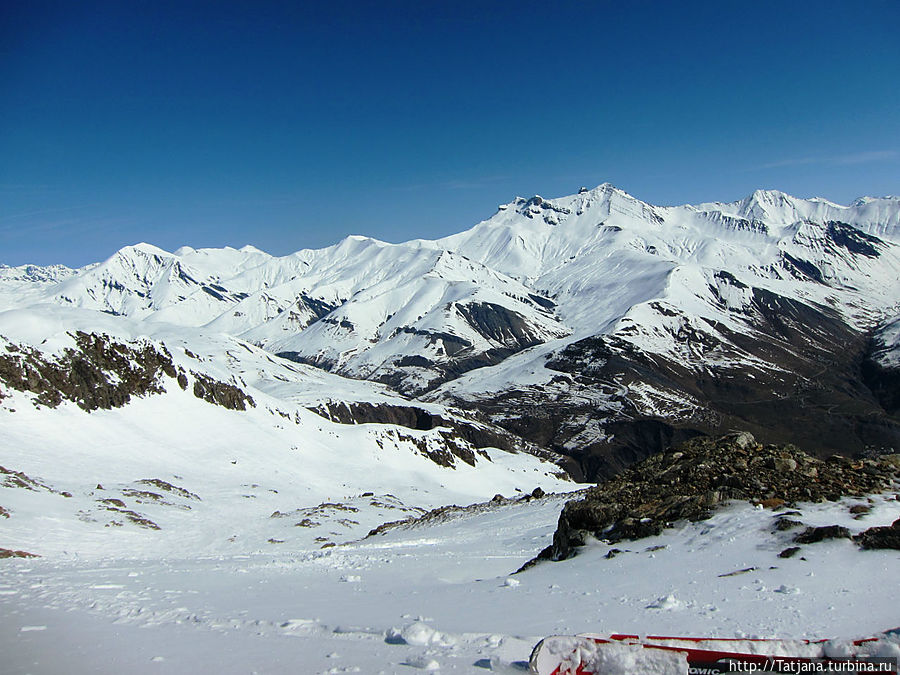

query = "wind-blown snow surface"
[[3, 494, 899, 674], [0, 312, 572, 671]]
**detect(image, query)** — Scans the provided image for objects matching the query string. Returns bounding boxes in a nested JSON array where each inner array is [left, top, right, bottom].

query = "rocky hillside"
[[0, 331, 253, 412], [538, 432, 900, 563]]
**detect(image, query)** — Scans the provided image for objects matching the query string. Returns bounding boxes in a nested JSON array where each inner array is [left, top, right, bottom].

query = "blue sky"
[[2, 1, 899, 267]]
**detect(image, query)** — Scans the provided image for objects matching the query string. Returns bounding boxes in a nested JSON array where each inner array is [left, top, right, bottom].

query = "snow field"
[[2, 493, 899, 673]]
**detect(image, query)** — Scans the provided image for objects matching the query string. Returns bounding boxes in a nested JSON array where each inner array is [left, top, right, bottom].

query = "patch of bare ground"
[[135, 479, 200, 500], [0, 548, 39, 559]]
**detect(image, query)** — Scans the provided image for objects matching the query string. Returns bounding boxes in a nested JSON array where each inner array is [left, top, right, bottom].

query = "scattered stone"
[[136, 479, 200, 500], [854, 518, 900, 550], [849, 504, 871, 514], [773, 517, 803, 531], [1, 465, 47, 491], [774, 457, 798, 473], [99, 498, 127, 508], [779, 547, 802, 559], [0, 548, 39, 559], [103, 506, 161, 530], [0, 506, 9, 518], [605, 548, 624, 559], [793, 525, 852, 544], [719, 567, 758, 577]]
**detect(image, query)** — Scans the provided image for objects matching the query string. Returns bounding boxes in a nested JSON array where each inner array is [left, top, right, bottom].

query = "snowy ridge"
[[4, 186, 899, 372]]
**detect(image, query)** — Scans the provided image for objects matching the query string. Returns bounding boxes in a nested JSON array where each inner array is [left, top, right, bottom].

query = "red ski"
[[529, 632, 898, 674]]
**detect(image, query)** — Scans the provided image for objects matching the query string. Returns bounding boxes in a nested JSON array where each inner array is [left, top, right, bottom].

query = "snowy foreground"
[[3, 493, 899, 674]]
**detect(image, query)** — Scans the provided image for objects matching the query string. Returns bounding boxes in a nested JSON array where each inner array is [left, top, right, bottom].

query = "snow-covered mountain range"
[[3, 185, 900, 673], [3, 184, 898, 479]]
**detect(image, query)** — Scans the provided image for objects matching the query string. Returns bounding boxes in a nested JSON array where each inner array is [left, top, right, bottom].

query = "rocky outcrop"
[[0, 332, 255, 413], [191, 372, 255, 411], [0, 332, 175, 411], [309, 400, 558, 463], [0, 548, 39, 559], [538, 433, 899, 562], [855, 517, 900, 550]]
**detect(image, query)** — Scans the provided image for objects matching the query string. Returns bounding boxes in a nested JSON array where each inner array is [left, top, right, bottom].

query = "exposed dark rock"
[[0, 332, 253, 415], [310, 400, 562, 468], [398, 326, 472, 356], [854, 518, 900, 550], [297, 294, 338, 323], [825, 221, 882, 258], [367, 488, 577, 543], [451, 287, 900, 482], [0, 548, 39, 559], [528, 293, 557, 310], [719, 566, 757, 577], [781, 252, 824, 283], [793, 525, 852, 544], [539, 433, 897, 562], [136, 479, 200, 500], [395, 355, 433, 368], [103, 506, 161, 530], [321, 316, 355, 330], [0, 506, 9, 518], [1, 465, 47, 491], [0, 332, 175, 411], [191, 372, 255, 411], [774, 517, 803, 531], [455, 302, 543, 348], [99, 498, 127, 508], [862, 341, 900, 416], [779, 547, 801, 559]]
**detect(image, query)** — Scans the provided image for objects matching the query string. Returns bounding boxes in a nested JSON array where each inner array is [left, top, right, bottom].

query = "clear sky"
[[2, 1, 899, 267]]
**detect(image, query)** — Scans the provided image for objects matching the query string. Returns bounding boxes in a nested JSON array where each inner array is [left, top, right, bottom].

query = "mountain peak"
[[117, 242, 172, 258]]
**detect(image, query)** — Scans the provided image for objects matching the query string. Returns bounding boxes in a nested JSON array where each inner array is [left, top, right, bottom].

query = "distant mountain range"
[[3, 185, 899, 481]]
